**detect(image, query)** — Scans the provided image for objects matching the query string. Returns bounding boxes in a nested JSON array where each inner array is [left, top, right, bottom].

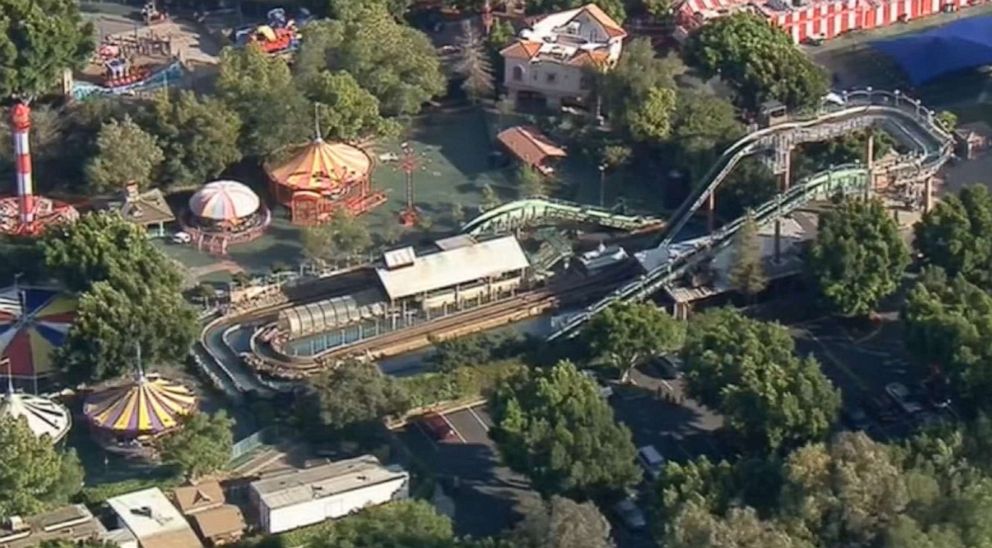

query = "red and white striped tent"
[[677, 0, 976, 44]]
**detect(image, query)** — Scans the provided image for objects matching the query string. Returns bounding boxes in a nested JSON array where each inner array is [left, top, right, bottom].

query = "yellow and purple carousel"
[[83, 371, 197, 458]]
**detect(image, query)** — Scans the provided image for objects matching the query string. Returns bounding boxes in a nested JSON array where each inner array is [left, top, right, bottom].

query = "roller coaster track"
[[547, 89, 954, 341], [461, 197, 664, 236]]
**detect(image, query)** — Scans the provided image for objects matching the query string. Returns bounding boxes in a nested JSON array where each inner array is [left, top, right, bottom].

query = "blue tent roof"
[[871, 16, 992, 85]]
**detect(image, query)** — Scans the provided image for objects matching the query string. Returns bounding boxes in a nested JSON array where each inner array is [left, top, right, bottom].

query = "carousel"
[[0, 286, 76, 389], [0, 381, 71, 444], [83, 371, 197, 457], [182, 180, 270, 254], [265, 137, 385, 225]]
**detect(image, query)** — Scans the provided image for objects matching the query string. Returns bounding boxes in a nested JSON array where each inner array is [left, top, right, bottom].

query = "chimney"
[[125, 182, 140, 200], [10, 103, 34, 227]]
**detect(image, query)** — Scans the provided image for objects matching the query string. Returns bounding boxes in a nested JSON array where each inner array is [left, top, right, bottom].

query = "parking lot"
[[395, 404, 539, 538]]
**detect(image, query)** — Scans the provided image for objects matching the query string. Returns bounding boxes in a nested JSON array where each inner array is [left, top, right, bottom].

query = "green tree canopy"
[[301, 209, 373, 265], [903, 267, 992, 410], [0, 0, 93, 99], [217, 45, 309, 156], [807, 198, 909, 316], [305, 500, 455, 548], [0, 416, 83, 516], [682, 309, 840, 451], [685, 13, 827, 109], [670, 90, 744, 155], [303, 360, 409, 433], [84, 116, 164, 193], [158, 411, 233, 481], [147, 91, 243, 189], [728, 214, 768, 298], [490, 360, 641, 498], [602, 38, 679, 142], [583, 301, 685, 382], [714, 157, 778, 220], [42, 213, 196, 381], [296, 8, 445, 116], [510, 495, 613, 548], [914, 185, 992, 290], [305, 70, 398, 141]]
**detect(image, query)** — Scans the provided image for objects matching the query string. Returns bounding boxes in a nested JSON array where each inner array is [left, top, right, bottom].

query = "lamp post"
[[598, 163, 607, 207], [398, 143, 421, 227]]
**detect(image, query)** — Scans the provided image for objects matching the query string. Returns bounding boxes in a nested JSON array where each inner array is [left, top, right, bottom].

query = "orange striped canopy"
[[267, 139, 372, 193], [83, 374, 197, 436]]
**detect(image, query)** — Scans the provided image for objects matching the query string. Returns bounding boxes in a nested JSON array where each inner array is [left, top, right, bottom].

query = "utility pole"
[[398, 143, 420, 227]]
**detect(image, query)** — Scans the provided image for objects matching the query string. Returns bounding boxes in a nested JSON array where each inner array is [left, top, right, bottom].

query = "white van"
[[637, 445, 665, 479]]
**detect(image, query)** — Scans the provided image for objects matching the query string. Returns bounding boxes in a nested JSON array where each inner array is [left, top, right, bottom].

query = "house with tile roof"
[[500, 3, 626, 109]]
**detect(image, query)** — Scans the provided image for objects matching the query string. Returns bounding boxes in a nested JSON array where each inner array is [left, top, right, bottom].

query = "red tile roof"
[[497, 126, 567, 168], [500, 40, 542, 60]]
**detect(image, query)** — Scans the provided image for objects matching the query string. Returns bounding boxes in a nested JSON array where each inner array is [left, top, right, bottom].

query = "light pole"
[[598, 163, 607, 207], [397, 143, 421, 227]]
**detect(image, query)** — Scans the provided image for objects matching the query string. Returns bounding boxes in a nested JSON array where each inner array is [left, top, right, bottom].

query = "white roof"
[[383, 247, 416, 269], [375, 235, 530, 300], [106, 488, 202, 546], [0, 390, 72, 443], [251, 455, 408, 511], [434, 234, 476, 251]]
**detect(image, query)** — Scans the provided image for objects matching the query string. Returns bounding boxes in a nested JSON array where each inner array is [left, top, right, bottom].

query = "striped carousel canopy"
[[267, 139, 372, 192], [189, 180, 260, 222], [0, 287, 76, 379], [0, 390, 72, 443], [83, 374, 197, 436]]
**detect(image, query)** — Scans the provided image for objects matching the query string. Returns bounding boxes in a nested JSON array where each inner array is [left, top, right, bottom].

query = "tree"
[[516, 163, 545, 197], [297, 7, 446, 116], [602, 39, 680, 141], [0, 416, 83, 516], [780, 432, 909, 546], [429, 333, 502, 373], [42, 213, 196, 381], [682, 309, 840, 451], [327, 0, 411, 19], [147, 91, 242, 189], [303, 361, 409, 433], [902, 268, 992, 410], [728, 214, 767, 298], [0, 0, 93, 100], [685, 13, 827, 110], [84, 116, 164, 193], [305, 70, 398, 142], [583, 301, 685, 382], [670, 90, 744, 155], [490, 360, 641, 497], [306, 500, 455, 548], [481, 183, 500, 210], [627, 85, 677, 142], [57, 279, 197, 381], [807, 198, 909, 317], [217, 45, 309, 156], [456, 22, 495, 103], [301, 209, 372, 265], [936, 110, 958, 133], [510, 495, 613, 548], [449, 202, 466, 225], [715, 157, 778, 220], [914, 185, 992, 290], [665, 501, 812, 548], [642, 0, 675, 19], [158, 411, 234, 481]]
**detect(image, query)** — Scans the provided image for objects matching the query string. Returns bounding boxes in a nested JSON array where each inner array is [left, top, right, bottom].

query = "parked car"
[[420, 414, 455, 441], [613, 494, 647, 530], [637, 445, 665, 480], [171, 231, 191, 244], [886, 382, 924, 415], [652, 355, 683, 380], [843, 406, 871, 430]]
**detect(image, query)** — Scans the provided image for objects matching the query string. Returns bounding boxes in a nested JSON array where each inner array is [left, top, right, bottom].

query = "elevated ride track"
[[462, 197, 663, 236], [547, 89, 954, 341]]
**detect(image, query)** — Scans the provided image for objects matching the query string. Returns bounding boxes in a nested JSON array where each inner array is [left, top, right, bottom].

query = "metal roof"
[[375, 235, 530, 300], [383, 247, 416, 269], [277, 290, 385, 338], [250, 455, 408, 511], [434, 234, 476, 251], [107, 488, 202, 546]]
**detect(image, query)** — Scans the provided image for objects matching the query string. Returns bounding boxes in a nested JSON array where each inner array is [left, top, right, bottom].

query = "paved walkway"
[[189, 260, 245, 279]]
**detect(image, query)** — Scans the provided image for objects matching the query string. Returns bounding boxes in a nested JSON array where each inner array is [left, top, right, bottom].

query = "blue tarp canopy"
[[871, 16, 992, 85]]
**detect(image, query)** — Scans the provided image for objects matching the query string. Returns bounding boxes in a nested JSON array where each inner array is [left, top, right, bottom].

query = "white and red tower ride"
[[0, 103, 78, 236], [11, 103, 35, 226]]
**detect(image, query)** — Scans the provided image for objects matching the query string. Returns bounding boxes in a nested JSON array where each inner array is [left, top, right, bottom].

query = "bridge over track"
[[547, 89, 954, 341], [461, 197, 663, 236]]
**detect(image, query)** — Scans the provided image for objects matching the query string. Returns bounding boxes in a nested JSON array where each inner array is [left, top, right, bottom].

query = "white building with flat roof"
[[106, 487, 203, 548], [250, 455, 409, 534]]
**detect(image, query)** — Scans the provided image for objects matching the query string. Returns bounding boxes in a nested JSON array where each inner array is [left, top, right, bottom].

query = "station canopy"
[[871, 16, 992, 85], [267, 139, 372, 192], [83, 374, 197, 436], [0, 287, 76, 379]]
